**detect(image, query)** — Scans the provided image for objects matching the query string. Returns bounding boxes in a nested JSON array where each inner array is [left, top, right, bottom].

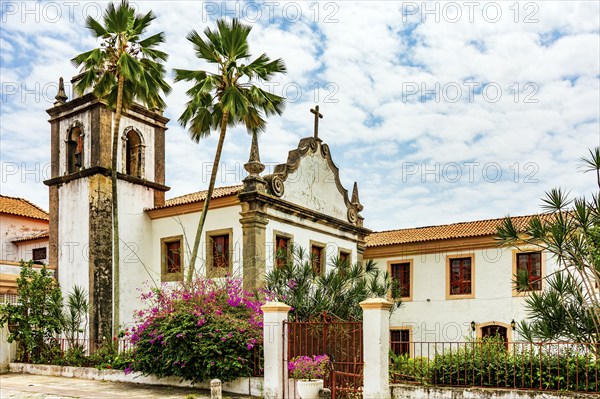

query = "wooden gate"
[[283, 313, 363, 398]]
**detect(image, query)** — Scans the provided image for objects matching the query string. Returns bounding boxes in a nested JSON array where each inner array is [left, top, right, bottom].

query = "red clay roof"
[[0, 195, 49, 221], [12, 230, 50, 243], [151, 185, 243, 210], [366, 214, 539, 247]]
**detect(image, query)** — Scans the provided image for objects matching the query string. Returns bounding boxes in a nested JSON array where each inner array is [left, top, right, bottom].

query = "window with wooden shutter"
[[516, 252, 542, 291]]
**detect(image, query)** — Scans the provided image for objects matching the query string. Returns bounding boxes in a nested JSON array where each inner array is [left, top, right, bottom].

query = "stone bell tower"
[[44, 77, 169, 342]]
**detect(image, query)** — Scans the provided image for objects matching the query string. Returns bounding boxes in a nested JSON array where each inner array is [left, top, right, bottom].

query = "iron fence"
[[390, 340, 599, 393], [284, 313, 363, 398], [57, 337, 132, 355]]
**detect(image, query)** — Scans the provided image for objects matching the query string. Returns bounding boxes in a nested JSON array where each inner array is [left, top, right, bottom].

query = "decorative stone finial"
[[54, 77, 68, 106], [351, 182, 364, 212], [242, 130, 266, 193]]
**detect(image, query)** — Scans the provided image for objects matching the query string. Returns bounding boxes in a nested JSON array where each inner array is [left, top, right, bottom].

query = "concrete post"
[[210, 379, 222, 399], [360, 298, 393, 399], [261, 301, 291, 399]]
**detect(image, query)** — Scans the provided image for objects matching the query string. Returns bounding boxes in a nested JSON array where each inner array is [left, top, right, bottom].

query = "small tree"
[[496, 147, 600, 345], [0, 261, 63, 363], [265, 246, 401, 321], [62, 285, 89, 349]]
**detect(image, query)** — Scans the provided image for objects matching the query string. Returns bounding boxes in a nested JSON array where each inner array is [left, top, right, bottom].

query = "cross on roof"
[[310, 105, 323, 139]]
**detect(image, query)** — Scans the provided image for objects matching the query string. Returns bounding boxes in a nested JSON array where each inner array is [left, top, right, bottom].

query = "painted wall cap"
[[261, 301, 292, 312], [359, 297, 393, 310]]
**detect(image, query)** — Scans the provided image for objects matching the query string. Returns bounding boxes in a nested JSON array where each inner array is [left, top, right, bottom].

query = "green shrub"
[[399, 338, 600, 392]]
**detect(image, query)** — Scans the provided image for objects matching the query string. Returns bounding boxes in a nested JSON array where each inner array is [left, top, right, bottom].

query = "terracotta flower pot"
[[296, 379, 323, 399]]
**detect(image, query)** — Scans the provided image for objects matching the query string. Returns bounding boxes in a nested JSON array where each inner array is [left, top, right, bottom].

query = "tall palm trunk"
[[187, 111, 230, 284], [111, 73, 124, 334]]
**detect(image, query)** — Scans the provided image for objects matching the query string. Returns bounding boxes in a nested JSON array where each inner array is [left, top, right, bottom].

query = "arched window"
[[481, 325, 508, 342], [66, 126, 83, 174], [124, 129, 144, 178]]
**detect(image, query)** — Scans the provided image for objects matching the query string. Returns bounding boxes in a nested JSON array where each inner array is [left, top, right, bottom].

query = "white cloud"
[[0, 0, 598, 231]]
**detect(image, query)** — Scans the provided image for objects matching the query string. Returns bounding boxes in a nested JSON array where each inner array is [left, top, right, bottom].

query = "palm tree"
[[174, 18, 286, 284], [71, 0, 171, 333]]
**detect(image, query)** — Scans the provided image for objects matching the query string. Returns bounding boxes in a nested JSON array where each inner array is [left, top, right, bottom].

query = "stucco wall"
[[371, 247, 558, 345], [116, 180, 156, 329], [0, 214, 48, 262], [265, 208, 360, 272], [149, 204, 244, 287], [57, 178, 90, 300], [279, 151, 349, 221]]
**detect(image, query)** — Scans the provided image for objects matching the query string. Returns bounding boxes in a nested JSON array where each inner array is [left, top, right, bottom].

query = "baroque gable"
[[263, 137, 363, 226]]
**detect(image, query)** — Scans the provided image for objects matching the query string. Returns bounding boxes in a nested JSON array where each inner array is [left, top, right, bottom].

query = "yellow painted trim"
[[146, 195, 240, 219], [390, 325, 414, 358], [0, 260, 56, 270], [359, 298, 393, 310], [387, 259, 413, 302], [261, 302, 292, 312], [475, 321, 514, 342], [512, 249, 546, 297], [445, 253, 476, 300]]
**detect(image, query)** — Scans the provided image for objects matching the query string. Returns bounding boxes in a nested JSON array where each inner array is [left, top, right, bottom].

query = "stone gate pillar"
[[360, 298, 392, 399], [261, 301, 291, 399]]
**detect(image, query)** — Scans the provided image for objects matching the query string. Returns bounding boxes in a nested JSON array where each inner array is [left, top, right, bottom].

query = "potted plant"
[[288, 354, 330, 399]]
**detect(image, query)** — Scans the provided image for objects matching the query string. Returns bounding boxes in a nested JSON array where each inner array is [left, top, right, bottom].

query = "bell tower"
[[44, 77, 169, 341]]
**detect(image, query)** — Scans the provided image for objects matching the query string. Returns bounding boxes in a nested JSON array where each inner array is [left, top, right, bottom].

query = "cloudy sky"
[[1, 1, 599, 231]]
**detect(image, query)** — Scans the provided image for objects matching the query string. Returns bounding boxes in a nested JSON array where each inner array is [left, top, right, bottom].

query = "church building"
[[44, 77, 370, 342], [42, 76, 558, 347]]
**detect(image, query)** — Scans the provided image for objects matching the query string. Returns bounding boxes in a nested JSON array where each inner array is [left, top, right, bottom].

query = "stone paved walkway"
[[0, 373, 245, 399]]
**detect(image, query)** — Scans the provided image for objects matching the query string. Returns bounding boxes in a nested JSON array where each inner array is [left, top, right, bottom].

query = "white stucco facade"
[[367, 243, 559, 348], [57, 178, 90, 297]]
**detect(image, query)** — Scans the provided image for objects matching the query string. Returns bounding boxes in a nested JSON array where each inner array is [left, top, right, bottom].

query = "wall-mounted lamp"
[[471, 321, 476, 332], [511, 319, 516, 330]]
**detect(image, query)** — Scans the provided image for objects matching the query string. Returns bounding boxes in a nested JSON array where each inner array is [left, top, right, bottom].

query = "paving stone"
[[0, 373, 226, 399]]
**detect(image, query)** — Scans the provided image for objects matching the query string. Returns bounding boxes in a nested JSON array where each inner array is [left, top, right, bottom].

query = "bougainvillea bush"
[[288, 354, 330, 380], [128, 278, 267, 382]]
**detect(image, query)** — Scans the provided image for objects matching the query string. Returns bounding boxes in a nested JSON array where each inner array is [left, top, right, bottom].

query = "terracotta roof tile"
[[12, 230, 50, 243], [151, 184, 243, 210], [0, 195, 49, 220], [366, 214, 540, 247]]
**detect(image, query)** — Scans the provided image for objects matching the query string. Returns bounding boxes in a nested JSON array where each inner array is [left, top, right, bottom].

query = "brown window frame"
[[206, 228, 233, 277], [273, 231, 293, 269], [445, 254, 475, 299], [390, 327, 412, 357], [161, 235, 183, 282], [309, 240, 326, 276], [337, 248, 352, 265], [516, 252, 542, 291], [388, 261, 412, 299]]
